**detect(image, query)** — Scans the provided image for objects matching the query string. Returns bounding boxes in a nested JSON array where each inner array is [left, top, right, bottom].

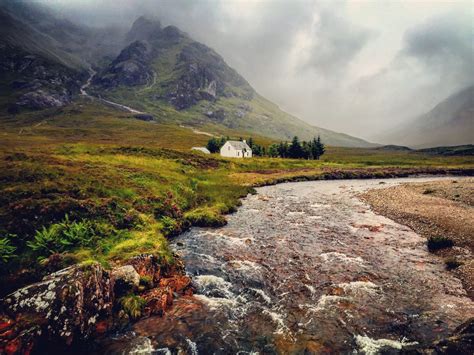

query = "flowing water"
[[100, 177, 473, 354]]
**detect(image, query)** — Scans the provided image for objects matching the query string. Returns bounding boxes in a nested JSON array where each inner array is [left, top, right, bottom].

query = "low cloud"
[[39, 0, 473, 141]]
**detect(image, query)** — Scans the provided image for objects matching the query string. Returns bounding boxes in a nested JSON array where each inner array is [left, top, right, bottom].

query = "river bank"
[[361, 178, 474, 299], [95, 177, 474, 354]]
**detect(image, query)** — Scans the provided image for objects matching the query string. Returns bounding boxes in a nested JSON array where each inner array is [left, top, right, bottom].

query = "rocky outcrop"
[[167, 42, 254, 109], [125, 16, 162, 43], [16, 89, 70, 109], [0, 263, 113, 353], [134, 113, 155, 121], [402, 318, 474, 354], [0, 254, 193, 354], [92, 41, 153, 89], [0, 43, 84, 113], [111, 265, 140, 296]]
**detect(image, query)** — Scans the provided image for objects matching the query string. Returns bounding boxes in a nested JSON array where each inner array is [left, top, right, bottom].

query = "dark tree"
[[277, 142, 288, 158], [268, 143, 279, 157], [206, 138, 220, 153], [247, 137, 254, 148], [288, 136, 304, 159], [314, 135, 325, 160]]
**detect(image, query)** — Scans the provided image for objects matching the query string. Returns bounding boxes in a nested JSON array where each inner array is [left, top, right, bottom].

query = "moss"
[[107, 226, 173, 263], [185, 207, 227, 227]]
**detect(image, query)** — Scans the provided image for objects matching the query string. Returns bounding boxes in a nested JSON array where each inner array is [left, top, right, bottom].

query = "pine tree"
[[288, 136, 304, 158], [277, 142, 288, 158], [247, 137, 254, 148], [315, 135, 325, 160]]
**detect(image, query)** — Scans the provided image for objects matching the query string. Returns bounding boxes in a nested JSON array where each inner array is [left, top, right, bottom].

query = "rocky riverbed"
[[97, 177, 474, 354], [362, 178, 474, 299]]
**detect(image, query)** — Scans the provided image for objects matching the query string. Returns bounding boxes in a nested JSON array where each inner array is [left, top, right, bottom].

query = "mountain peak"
[[126, 16, 162, 43]]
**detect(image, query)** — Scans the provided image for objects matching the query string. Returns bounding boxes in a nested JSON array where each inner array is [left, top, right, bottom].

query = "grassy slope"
[[1, 100, 473, 294]]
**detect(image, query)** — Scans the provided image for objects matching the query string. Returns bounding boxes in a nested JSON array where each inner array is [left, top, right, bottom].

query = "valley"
[[0, 1, 473, 354]]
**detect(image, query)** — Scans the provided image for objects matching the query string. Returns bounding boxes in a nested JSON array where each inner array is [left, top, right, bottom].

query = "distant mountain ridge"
[[381, 85, 474, 148], [0, 3, 376, 147]]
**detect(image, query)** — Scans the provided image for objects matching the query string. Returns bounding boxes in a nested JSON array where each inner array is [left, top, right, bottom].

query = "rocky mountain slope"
[[382, 85, 474, 148], [0, 3, 375, 147]]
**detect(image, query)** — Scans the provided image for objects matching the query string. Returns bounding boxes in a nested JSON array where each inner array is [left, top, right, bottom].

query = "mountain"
[[381, 85, 474, 148], [0, 4, 375, 147]]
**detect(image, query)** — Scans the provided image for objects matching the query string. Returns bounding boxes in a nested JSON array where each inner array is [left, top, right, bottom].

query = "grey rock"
[[1, 263, 113, 343], [111, 265, 140, 295], [16, 90, 70, 109]]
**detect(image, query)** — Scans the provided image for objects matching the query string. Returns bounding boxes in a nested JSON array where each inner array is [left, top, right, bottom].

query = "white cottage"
[[220, 140, 252, 158]]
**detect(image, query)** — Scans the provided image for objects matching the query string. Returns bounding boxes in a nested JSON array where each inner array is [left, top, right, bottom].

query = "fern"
[[0, 236, 17, 263], [27, 215, 97, 257], [120, 295, 146, 319]]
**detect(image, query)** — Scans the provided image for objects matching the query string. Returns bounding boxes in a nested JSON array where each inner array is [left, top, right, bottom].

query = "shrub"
[[445, 257, 462, 270], [120, 295, 146, 319], [427, 236, 454, 251], [423, 188, 435, 195], [0, 236, 17, 263]]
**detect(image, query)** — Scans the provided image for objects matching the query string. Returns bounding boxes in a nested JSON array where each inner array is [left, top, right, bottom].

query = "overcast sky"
[[42, 0, 473, 141]]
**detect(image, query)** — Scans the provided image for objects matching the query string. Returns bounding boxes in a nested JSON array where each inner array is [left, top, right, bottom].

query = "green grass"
[[0, 100, 472, 293]]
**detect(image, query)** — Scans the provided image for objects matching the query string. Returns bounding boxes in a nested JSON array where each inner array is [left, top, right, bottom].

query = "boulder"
[[0, 263, 113, 352], [111, 265, 140, 296]]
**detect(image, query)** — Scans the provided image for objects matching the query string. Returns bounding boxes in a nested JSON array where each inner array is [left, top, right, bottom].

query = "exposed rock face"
[[0, 43, 83, 112], [167, 42, 254, 109], [0, 254, 193, 354], [134, 113, 155, 121], [0, 263, 113, 352], [125, 16, 162, 43], [16, 89, 70, 109], [93, 41, 153, 89]]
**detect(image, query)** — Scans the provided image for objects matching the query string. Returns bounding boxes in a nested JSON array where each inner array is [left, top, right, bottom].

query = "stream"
[[80, 68, 144, 114], [99, 177, 473, 354]]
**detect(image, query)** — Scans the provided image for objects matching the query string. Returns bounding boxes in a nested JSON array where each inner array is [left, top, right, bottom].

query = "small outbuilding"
[[191, 147, 211, 154], [220, 140, 252, 158]]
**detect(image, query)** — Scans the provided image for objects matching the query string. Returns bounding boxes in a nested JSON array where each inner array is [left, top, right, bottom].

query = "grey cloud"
[[304, 10, 374, 76], [402, 13, 473, 84]]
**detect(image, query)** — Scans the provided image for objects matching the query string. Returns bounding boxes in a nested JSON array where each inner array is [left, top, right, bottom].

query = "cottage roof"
[[226, 140, 252, 150]]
